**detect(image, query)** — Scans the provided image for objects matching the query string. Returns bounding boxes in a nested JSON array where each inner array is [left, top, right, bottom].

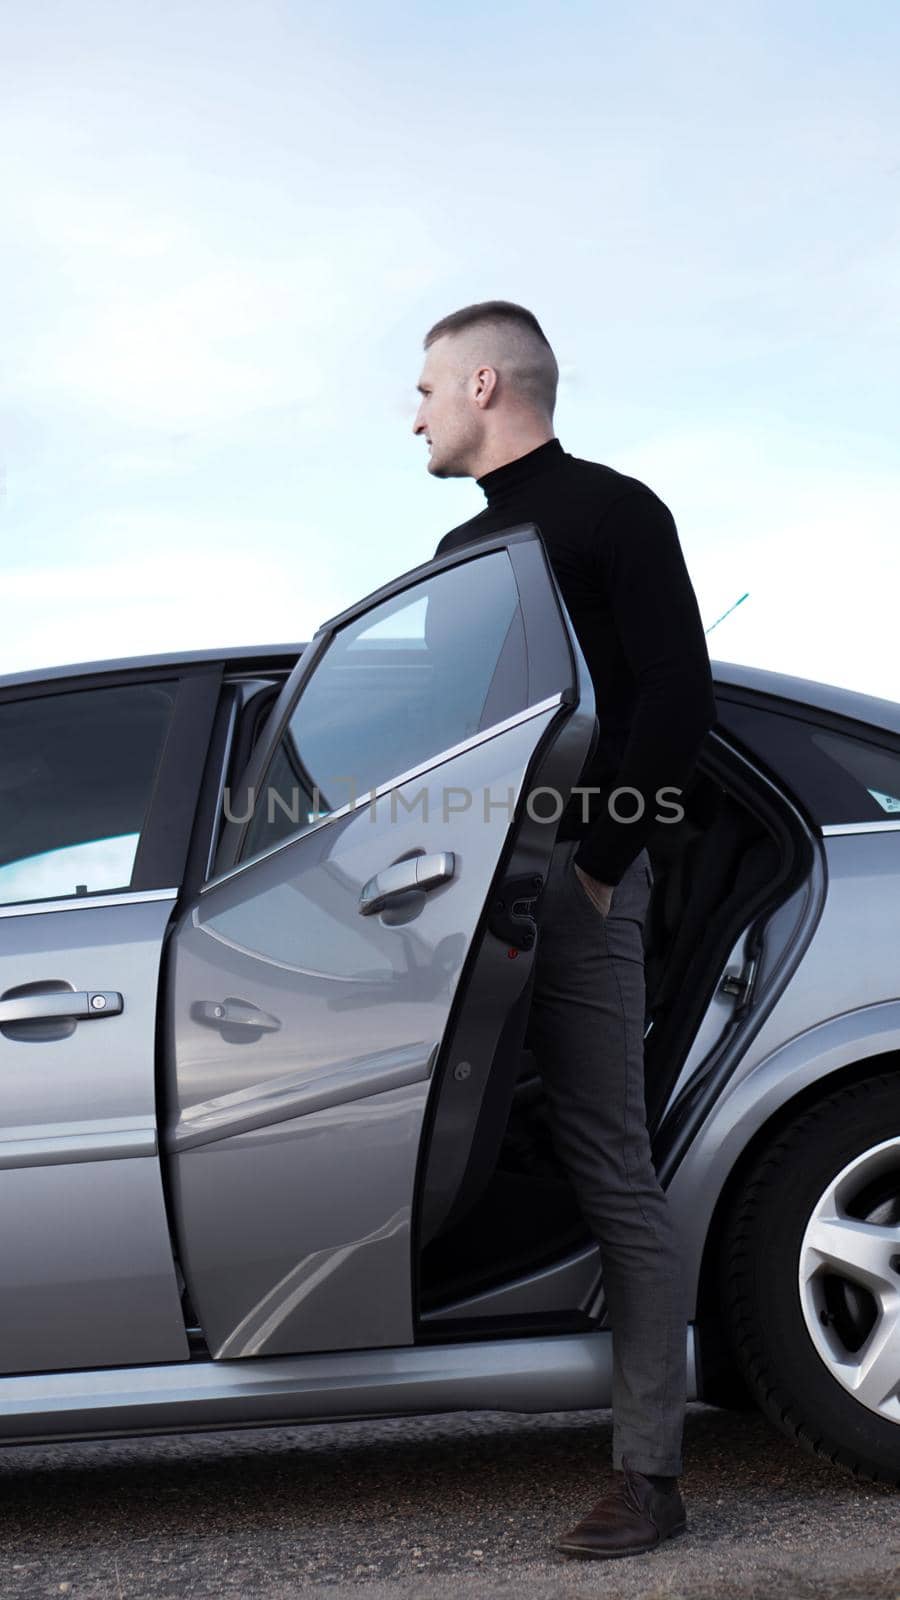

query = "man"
[[412, 301, 716, 1560]]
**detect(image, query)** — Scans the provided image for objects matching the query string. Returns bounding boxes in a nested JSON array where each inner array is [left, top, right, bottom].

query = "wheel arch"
[[683, 1011, 900, 1404]]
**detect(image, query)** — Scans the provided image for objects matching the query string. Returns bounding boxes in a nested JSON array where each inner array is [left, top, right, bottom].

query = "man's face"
[[412, 337, 482, 478]]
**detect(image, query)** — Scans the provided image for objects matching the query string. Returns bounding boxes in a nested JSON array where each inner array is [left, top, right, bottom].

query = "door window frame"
[[715, 688, 900, 832], [0, 665, 222, 914], [210, 527, 581, 883]]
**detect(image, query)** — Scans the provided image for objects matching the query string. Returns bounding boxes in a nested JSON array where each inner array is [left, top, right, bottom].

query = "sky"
[[2, 0, 898, 699]]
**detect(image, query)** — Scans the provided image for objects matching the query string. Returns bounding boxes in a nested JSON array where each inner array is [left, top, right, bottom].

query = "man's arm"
[[572, 490, 717, 889]]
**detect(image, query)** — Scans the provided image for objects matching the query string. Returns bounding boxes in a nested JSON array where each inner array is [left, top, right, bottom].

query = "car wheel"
[[722, 1073, 900, 1483]]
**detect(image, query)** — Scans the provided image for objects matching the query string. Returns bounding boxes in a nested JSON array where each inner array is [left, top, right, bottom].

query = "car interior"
[[417, 752, 791, 1322]]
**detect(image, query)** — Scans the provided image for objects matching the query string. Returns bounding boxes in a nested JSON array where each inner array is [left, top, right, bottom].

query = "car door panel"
[[0, 669, 221, 1376], [0, 898, 189, 1373], [165, 709, 563, 1358], [164, 531, 595, 1360]]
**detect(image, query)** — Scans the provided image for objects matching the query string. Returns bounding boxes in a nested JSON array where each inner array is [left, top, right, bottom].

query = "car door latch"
[[487, 873, 544, 951], [720, 953, 759, 1006]]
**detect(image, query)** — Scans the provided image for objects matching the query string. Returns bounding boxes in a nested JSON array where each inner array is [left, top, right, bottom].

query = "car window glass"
[[716, 697, 900, 825], [810, 729, 900, 817], [0, 684, 175, 908], [240, 551, 529, 861], [350, 595, 428, 647]]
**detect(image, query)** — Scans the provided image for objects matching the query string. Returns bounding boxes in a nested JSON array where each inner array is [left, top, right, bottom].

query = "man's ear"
[[472, 364, 498, 409]]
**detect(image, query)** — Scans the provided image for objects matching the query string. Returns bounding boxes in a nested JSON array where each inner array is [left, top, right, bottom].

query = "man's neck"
[[468, 425, 554, 481]]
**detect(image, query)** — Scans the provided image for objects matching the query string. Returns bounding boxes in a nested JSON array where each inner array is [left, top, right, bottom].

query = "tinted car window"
[[811, 729, 900, 817], [716, 695, 900, 825], [240, 551, 529, 860], [0, 683, 175, 907]]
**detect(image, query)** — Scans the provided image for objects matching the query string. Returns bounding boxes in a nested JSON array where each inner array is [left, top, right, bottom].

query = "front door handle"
[[0, 990, 123, 1025], [359, 851, 455, 916]]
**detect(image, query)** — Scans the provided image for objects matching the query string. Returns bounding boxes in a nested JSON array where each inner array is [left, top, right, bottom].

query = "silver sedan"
[[1, 527, 898, 1482]]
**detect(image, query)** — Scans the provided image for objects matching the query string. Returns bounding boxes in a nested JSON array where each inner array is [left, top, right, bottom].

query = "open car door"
[[163, 528, 595, 1359]]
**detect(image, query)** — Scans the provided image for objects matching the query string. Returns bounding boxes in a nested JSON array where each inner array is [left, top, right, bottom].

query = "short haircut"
[[423, 300, 559, 419]]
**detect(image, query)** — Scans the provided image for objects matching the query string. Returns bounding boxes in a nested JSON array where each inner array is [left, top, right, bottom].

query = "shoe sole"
[[556, 1520, 687, 1560]]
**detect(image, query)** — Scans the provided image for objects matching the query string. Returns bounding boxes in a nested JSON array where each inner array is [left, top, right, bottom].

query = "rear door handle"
[[192, 999, 282, 1033], [0, 991, 123, 1024], [359, 851, 455, 916]]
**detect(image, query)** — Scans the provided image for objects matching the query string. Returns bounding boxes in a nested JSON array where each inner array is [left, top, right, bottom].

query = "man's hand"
[[572, 862, 614, 918]]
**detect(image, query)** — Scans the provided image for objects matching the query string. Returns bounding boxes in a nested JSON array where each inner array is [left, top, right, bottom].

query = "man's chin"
[[427, 453, 461, 479]]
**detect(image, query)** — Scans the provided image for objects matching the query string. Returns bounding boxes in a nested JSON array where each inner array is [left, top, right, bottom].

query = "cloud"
[[1, 0, 898, 705], [613, 424, 900, 698], [0, 547, 315, 674]]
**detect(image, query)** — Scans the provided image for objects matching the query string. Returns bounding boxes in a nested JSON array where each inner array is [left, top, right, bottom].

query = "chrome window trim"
[[821, 821, 900, 836], [203, 692, 565, 892], [0, 888, 178, 920]]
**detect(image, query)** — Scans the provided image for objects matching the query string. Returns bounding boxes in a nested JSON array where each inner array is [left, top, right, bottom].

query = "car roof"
[[0, 643, 305, 690], [711, 660, 900, 737], [1, 647, 898, 737]]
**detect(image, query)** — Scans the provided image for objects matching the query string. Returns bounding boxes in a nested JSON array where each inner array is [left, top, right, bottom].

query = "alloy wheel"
[[798, 1136, 900, 1423]]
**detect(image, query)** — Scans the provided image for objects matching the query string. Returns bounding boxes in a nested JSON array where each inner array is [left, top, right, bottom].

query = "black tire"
[[721, 1073, 900, 1483]]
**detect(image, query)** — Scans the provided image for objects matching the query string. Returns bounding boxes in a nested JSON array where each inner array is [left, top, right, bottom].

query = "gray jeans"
[[525, 836, 687, 1476]]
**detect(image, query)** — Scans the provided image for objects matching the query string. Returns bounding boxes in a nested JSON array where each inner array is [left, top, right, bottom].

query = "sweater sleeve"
[[572, 491, 716, 885]]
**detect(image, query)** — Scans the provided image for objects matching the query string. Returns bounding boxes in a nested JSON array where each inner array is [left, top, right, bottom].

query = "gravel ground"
[[1, 1401, 899, 1598]]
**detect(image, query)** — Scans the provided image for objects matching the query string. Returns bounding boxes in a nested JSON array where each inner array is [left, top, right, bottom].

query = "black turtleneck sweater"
[[434, 438, 716, 886]]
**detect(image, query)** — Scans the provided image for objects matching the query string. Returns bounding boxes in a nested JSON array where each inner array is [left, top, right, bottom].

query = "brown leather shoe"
[[556, 1459, 687, 1560]]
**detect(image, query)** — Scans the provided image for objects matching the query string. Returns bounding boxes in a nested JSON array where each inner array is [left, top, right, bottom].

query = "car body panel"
[[0, 896, 189, 1373], [669, 831, 900, 1308], [0, 1329, 698, 1447]]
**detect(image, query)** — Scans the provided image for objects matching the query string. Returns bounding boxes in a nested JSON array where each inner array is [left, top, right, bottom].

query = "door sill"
[[0, 1328, 698, 1447], [416, 1308, 595, 1343]]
